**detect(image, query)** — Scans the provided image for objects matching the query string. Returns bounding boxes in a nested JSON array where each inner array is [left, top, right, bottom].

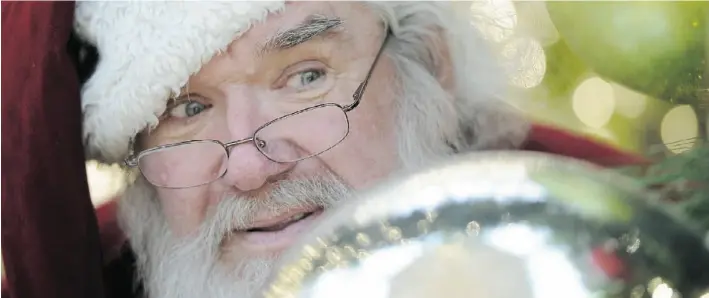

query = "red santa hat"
[[74, 2, 286, 163]]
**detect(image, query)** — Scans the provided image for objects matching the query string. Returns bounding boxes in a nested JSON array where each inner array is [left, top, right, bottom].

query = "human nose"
[[219, 86, 294, 192], [221, 140, 294, 191]]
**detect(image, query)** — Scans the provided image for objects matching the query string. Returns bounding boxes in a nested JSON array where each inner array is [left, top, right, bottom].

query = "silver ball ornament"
[[264, 152, 709, 298]]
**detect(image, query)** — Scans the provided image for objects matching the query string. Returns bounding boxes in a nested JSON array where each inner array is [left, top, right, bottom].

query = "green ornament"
[[546, 2, 708, 105]]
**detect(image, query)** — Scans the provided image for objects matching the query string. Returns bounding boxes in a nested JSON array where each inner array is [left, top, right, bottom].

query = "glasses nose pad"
[[253, 136, 283, 160], [255, 137, 267, 149]]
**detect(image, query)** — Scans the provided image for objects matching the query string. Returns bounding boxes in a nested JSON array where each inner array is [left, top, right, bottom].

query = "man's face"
[[135, 0, 398, 286]]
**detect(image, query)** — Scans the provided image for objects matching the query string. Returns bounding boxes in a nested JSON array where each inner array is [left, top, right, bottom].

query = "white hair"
[[117, 2, 529, 298], [365, 2, 529, 171]]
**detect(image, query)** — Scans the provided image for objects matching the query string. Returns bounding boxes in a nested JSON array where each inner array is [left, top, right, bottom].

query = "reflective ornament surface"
[[263, 151, 709, 298]]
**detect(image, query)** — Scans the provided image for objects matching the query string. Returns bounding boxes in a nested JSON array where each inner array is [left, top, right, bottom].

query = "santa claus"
[[1, 2, 646, 298]]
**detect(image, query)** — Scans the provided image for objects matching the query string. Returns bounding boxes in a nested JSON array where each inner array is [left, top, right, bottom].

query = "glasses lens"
[[255, 104, 349, 162], [138, 140, 228, 188]]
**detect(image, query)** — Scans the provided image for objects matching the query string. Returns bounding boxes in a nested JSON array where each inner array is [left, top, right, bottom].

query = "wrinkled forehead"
[[242, 2, 340, 48], [236, 2, 378, 51], [187, 1, 383, 88]]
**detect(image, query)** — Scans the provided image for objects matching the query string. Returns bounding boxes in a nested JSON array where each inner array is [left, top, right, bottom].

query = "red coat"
[[0, 2, 648, 298]]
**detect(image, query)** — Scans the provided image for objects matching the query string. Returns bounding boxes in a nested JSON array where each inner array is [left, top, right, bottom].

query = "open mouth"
[[246, 210, 318, 232], [226, 206, 326, 251], [242, 207, 324, 233]]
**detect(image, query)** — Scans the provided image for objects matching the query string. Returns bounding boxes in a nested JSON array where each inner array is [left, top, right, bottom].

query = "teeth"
[[243, 211, 318, 232], [289, 212, 308, 222]]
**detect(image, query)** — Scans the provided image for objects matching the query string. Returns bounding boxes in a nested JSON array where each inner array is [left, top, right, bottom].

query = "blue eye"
[[287, 69, 326, 89], [185, 101, 206, 117], [300, 70, 323, 85], [169, 100, 209, 118]]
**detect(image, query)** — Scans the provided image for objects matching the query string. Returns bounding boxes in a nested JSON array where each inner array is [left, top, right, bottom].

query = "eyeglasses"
[[125, 32, 390, 189]]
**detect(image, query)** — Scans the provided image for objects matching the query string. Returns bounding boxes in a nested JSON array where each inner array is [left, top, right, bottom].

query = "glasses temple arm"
[[346, 30, 392, 111]]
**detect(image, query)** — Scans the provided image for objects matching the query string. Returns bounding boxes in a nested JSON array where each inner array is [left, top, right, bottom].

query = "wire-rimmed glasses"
[[125, 32, 390, 189]]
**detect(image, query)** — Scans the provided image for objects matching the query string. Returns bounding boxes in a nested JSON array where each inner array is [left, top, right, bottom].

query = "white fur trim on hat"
[[74, 1, 285, 163]]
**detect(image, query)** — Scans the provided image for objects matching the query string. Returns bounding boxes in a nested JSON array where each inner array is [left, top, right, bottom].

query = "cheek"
[[155, 187, 213, 237], [318, 100, 399, 189], [354, 109, 399, 184]]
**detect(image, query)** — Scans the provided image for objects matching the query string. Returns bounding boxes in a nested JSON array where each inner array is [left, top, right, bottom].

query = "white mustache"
[[198, 173, 353, 246]]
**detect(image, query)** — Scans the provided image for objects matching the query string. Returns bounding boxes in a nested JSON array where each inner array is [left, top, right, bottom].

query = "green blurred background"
[[463, 0, 706, 157]]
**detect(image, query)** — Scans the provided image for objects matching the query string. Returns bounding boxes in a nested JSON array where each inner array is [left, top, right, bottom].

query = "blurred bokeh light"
[[501, 37, 547, 88], [572, 77, 615, 129], [612, 83, 647, 119], [469, 0, 517, 43], [85, 161, 126, 206], [660, 105, 699, 154]]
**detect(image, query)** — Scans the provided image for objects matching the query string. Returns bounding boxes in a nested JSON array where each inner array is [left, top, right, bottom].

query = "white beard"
[[118, 173, 353, 298]]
